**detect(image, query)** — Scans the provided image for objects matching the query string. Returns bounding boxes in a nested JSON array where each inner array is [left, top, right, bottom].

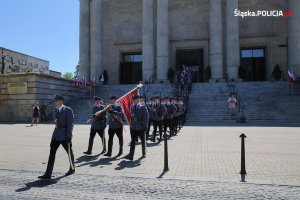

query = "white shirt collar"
[[57, 104, 64, 112]]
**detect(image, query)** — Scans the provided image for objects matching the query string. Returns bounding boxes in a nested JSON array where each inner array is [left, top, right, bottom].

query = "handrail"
[[225, 73, 246, 121]]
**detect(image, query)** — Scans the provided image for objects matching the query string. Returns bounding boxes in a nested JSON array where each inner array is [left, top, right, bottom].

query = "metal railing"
[[225, 74, 246, 122]]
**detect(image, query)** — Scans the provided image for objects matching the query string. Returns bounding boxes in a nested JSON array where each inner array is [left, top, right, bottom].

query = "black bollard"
[[240, 133, 247, 175], [163, 133, 169, 172]]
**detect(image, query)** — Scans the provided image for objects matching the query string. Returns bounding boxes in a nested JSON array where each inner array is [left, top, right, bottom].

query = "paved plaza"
[[0, 124, 300, 199]]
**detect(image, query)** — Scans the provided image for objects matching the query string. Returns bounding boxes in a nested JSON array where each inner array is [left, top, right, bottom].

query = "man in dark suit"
[[38, 95, 75, 179]]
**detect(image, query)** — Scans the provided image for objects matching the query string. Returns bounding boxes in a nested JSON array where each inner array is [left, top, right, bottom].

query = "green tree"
[[74, 64, 79, 78], [63, 72, 74, 80]]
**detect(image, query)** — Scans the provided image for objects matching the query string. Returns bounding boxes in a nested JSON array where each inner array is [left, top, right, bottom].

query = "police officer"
[[104, 95, 125, 157], [163, 96, 176, 138], [83, 96, 107, 155], [171, 97, 180, 135], [151, 96, 167, 142], [145, 96, 154, 140], [38, 95, 75, 179], [125, 94, 149, 161]]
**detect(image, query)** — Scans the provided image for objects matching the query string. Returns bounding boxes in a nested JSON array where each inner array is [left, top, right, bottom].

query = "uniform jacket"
[[108, 103, 125, 129], [164, 102, 177, 119], [52, 105, 74, 141], [130, 103, 149, 131], [152, 102, 167, 121], [92, 104, 107, 129]]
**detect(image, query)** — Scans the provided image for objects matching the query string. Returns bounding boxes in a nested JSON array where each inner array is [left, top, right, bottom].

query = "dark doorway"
[[240, 48, 266, 81], [176, 49, 204, 82], [120, 53, 142, 84]]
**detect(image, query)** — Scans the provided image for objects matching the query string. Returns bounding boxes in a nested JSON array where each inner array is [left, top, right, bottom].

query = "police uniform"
[[145, 97, 154, 140], [84, 96, 107, 155], [163, 97, 177, 138], [104, 95, 125, 157], [172, 98, 180, 135], [125, 95, 149, 161], [151, 96, 167, 142], [38, 95, 75, 179]]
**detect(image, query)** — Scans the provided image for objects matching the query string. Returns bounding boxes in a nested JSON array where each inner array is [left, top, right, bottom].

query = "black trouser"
[[146, 118, 153, 139], [45, 140, 75, 175], [129, 129, 146, 158], [152, 120, 163, 140], [163, 118, 173, 136], [40, 112, 47, 122], [107, 127, 123, 154], [86, 127, 106, 153]]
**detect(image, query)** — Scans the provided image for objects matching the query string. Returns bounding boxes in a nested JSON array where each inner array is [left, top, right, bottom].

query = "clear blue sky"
[[0, 0, 79, 75]]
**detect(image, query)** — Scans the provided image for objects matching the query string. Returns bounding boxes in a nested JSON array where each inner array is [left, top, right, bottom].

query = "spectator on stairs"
[[228, 93, 237, 116]]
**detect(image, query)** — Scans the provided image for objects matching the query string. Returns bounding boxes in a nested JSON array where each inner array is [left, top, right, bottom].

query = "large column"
[[209, 0, 223, 80], [156, 0, 169, 81], [79, 0, 90, 81], [90, 0, 103, 80], [226, 0, 240, 80], [142, 0, 154, 82], [288, 0, 300, 75]]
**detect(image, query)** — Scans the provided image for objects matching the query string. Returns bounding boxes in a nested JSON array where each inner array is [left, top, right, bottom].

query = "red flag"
[[90, 76, 96, 88], [117, 88, 138, 124], [82, 76, 87, 88]]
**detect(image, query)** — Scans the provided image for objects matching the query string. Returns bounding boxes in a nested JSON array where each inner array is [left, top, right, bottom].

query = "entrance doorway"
[[120, 53, 142, 84], [240, 48, 266, 81], [176, 49, 204, 82]]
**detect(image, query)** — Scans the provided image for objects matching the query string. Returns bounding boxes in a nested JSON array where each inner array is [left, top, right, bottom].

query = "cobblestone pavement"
[[0, 169, 299, 200]]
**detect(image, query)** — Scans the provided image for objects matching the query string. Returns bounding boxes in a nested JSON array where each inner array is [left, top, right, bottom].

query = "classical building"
[[1, 47, 49, 75], [79, 0, 300, 84]]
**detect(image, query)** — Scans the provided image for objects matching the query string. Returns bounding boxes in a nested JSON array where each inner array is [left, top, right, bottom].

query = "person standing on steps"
[[83, 96, 107, 155], [125, 95, 149, 161], [104, 95, 125, 157], [38, 95, 75, 179], [228, 93, 238, 117]]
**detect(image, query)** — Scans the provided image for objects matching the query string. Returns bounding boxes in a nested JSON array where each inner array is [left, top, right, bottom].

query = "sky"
[[0, 0, 79, 75]]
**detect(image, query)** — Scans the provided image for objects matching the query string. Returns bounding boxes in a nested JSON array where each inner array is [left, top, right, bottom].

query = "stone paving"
[[0, 124, 300, 199]]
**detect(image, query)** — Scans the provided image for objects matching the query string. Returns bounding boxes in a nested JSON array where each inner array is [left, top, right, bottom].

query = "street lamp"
[[1, 47, 6, 74]]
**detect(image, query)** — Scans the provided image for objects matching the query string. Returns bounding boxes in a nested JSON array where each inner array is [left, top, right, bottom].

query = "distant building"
[[1, 47, 49, 75], [49, 70, 62, 78]]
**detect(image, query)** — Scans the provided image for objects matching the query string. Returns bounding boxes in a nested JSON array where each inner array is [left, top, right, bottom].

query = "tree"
[[63, 72, 74, 80], [74, 64, 79, 78]]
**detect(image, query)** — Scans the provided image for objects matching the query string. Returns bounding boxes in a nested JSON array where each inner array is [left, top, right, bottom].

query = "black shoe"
[[151, 138, 156, 143], [117, 151, 123, 157], [100, 149, 106, 154], [83, 151, 92, 155], [104, 153, 111, 157], [124, 155, 133, 161], [65, 169, 75, 176], [38, 174, 51, 180]]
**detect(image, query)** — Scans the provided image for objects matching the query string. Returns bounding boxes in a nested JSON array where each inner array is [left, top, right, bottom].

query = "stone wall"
[[0, 73, 89, 122]]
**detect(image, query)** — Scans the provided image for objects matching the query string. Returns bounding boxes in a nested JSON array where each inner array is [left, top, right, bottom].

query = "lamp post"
[[1, 47, 6, 74]]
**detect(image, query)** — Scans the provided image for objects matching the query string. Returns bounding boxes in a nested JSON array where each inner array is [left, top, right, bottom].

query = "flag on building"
[[288, 70, 296, 84], [90, 76, 96, 88], [82, 76, 87, 88], [117, 87, 139, 124]]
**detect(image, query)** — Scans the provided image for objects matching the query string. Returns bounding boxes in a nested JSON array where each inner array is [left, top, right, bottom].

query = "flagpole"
[[116, 83, 143, 103]]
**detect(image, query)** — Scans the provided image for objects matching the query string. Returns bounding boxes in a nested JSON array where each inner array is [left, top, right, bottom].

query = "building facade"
[[79, 0, 300, 84], [1, 48, 49, 75]]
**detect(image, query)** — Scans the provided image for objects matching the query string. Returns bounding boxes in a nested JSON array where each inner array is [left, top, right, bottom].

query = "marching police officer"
[[151, 96, 167, 142], [38, 95, 75, 179], [125, 94, 149, 161], [171, 97, 180, 135], [145, 96, 154, 140], [83, 96, 107, 155], [163, 97, 176, 138], [104, 95, 125, 157]]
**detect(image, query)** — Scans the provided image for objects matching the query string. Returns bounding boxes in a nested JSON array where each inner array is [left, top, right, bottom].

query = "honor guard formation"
[[38, 68, 191, 179]]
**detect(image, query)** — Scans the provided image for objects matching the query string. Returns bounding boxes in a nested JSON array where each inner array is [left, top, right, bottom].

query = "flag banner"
[[82, 76, 87, 88], [288, 70, 296, 84], [117, 87, 139, 124], [90, 76, 96, 88]]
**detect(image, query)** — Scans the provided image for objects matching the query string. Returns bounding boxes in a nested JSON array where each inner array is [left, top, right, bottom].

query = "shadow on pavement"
[[15, 174, 67, 192], [75, 153, 101, 164], [157, 171, 168, 179], [76, 156, 120, 168], [115, 157, 144, 170]]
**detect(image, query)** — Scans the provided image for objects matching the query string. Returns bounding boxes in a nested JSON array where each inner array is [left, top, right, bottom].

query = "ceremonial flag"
[[117, 87, 139, 124], [90, 76, 96, 88], [288, 70, 296, 84]]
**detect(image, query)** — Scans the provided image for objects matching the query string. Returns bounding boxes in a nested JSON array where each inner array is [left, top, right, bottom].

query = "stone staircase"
[[65, 81, 300, 126], [186, 81, 300, 126]]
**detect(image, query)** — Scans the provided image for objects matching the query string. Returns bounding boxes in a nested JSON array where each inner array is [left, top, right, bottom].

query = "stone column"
[[142, 0, 154, 82], [156, 0, 169, 81], [226, 0, 240, 80], [288, 0, 300, 75], [90, 0, 103, 80], [79, 0, 90, 81], [209, 0, 223, 80]]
